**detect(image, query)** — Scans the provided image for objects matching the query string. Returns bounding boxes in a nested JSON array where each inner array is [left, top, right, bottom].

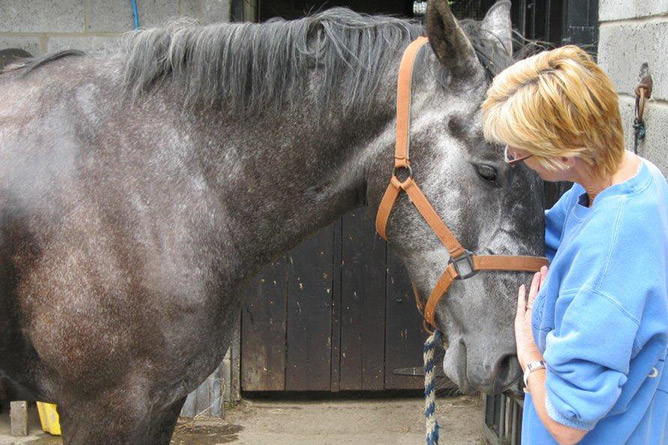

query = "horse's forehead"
[[409, 90, 482, 156], [412, 80, 484, 123], [413, 100, 476, 128]]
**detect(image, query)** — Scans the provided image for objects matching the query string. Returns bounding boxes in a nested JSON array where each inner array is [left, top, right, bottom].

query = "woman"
[[482, 45, 668, 444]]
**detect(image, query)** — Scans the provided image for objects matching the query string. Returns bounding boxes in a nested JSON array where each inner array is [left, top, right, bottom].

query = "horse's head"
[[368, 0, 545, 394]]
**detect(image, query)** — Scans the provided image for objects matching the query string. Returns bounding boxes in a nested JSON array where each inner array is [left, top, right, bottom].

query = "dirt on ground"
[[0, 394, 485, 445], [172, 394, 485, 445]]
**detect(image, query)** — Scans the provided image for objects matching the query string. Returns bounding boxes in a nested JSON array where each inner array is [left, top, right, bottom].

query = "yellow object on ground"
[[36, 402, 61, 436]]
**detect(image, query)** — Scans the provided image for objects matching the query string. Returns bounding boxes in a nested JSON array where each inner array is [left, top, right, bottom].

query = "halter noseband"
[[375, 36, 549, 327]]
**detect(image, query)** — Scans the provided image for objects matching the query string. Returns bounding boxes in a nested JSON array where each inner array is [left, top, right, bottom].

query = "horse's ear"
[[426, 0, 479, 79], [481, 0, 513, 56]]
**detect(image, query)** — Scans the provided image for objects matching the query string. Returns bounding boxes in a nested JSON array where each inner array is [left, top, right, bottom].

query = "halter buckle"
[[450, 250, 476, 280]]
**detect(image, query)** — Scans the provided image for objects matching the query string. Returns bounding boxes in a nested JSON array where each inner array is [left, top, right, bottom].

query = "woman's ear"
[[560, 156, 577, 169]]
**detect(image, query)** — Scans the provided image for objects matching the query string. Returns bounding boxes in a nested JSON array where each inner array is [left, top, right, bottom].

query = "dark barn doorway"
[[241, 0, 435, 394]]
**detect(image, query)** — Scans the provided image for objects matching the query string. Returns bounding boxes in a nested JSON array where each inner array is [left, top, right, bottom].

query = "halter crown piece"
[[375, 36, 550, 328]]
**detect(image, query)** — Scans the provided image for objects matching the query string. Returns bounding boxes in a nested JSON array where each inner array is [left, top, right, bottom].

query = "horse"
[[0, 0, 545, 443]]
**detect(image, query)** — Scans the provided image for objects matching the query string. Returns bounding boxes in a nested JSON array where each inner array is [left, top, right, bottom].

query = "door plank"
[[330, 219, 343, 391], [286, 227, 334, 391], [339, 209, 386, 390], [384, 250, 426, 389], [241, 258, 288, 391]]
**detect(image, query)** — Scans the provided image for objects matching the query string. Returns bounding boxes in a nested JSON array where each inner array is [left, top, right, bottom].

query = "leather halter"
[[375, 37, 549, 327]]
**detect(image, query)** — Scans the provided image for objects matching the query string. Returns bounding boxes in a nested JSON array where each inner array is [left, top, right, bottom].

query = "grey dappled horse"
[[0, 0, 544, 443]]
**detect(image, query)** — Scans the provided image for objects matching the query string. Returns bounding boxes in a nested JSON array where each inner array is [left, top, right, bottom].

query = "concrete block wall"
[[0, 0, 231, 55], [598, 1, 668, 176]]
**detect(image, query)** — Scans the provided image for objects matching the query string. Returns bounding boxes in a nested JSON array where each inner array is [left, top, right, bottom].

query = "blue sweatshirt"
[[522, 157, 668, 444]]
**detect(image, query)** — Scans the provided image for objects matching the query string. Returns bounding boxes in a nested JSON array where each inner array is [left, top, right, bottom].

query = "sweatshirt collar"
[[572, 157, 650, 218]]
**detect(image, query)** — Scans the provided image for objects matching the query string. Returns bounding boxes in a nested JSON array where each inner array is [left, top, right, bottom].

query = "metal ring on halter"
[[393, 165, 413, 183]]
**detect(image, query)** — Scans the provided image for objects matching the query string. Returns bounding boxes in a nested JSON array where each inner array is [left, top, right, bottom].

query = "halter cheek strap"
[[375, 37, 549, 327]]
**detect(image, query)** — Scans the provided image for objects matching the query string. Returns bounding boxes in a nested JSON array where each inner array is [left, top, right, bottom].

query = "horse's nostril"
[[493, 354, 521, 390]]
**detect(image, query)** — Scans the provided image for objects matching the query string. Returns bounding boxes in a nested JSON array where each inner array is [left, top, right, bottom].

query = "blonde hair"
[[482, 45, 625, 177]]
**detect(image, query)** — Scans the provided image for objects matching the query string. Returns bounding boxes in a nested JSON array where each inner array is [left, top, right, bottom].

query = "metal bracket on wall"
[[633, 63, 653, 154]]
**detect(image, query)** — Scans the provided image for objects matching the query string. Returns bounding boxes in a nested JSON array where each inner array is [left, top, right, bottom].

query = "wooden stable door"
[[241, 207, 428, 392]]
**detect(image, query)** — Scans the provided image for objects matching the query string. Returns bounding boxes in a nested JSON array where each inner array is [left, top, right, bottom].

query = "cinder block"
[[0, 35, 43, 55], [87, 0, 180, 32], [599, 0, 668, 22], [47, 35, 122, 53], [599, 21, 668, 102], [180, 0, 202, 19], [619, 96, 668, 177], [10, 401, 28, 436], [201, 0, 231, 24], [0, 0, 84, 32]]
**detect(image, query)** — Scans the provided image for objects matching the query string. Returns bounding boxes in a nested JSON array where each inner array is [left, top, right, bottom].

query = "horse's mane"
[[13, 8, 542, 115], [122, 8, 423, 114]]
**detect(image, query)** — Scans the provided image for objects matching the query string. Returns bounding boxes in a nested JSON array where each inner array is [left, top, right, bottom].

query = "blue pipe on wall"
[[131, 0, 140, 29]]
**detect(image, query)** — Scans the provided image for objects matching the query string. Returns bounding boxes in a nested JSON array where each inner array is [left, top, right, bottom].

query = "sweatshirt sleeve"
[[544, 186, 575, 262], [543, 286, 640, 430]]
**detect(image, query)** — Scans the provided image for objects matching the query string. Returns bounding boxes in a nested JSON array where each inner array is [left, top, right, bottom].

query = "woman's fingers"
[[518, 266, 549, 316], [527, 271, 541, 306], [517, 284, 526, 314]]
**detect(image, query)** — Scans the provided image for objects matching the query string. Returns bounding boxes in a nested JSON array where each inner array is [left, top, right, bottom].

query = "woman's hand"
[[515, 265, 548, 370]]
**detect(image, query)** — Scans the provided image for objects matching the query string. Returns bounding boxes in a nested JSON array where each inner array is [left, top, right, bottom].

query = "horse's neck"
[[198, 97, 394, 273]]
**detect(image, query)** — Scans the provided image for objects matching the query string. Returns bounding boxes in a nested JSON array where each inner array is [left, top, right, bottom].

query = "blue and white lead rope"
[[423, 329, 442, 445]]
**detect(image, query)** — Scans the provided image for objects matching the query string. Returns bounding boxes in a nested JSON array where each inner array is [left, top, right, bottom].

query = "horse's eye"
[[476, 164, 498, 184]]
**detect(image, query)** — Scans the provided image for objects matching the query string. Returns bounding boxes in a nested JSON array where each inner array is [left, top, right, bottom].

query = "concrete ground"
[[0, 394, 485, 445]]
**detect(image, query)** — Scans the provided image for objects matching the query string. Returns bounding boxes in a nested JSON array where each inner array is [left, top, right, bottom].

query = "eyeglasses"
[[504, 145, 533, 166]]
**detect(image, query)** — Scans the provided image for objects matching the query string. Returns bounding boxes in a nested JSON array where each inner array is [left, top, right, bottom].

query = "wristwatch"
[[523, 360, 546, 393]]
